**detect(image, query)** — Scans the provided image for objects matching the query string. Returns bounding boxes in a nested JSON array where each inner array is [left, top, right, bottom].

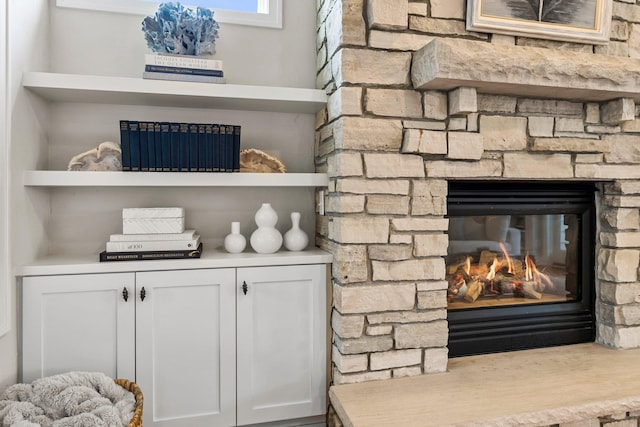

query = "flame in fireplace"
[[464, 257, 471, 275], [499, 242, 514, 274], [486, 257, 500, 281], [525, 254, 537, 281]]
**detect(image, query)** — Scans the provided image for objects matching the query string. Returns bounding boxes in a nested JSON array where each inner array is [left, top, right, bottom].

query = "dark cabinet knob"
[[140, 287, 146, 302], [242, 281, 248, 295], [122, 287, 129, 302]]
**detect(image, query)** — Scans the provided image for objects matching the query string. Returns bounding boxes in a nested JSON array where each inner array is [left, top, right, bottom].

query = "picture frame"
[[466, 0, 613, 44]]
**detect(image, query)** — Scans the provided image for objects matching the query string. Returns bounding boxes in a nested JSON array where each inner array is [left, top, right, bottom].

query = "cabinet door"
[[136, 269, 236, 427], [236, 264, 327, 426], [21, 273, 135, 383]]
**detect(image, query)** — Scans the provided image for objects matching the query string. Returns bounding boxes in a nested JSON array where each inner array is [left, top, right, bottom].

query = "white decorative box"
[[122, 207, 185, 234]]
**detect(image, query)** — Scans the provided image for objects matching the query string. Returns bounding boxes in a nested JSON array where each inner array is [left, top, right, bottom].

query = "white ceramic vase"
[[249, 203, 283, 254], [284, 212, 308, 251], [224, 221, 246, 254]]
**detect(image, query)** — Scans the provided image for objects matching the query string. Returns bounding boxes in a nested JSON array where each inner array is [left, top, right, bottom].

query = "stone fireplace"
[[316, 0, 640, 389]]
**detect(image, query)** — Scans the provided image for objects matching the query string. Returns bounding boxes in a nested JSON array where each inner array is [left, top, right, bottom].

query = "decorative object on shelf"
[[142, 2, 220, 56], [250, 203, 283, 254], [224, 221, 247, 253], [240, 149, 286, 173], [284, 212, 308, 252], [67, 141, 122, 171], [466, 0, 612, 44]]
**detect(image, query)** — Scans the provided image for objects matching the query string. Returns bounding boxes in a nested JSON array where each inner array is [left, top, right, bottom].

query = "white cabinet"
[[136, 269, 236, 427], [236, 264, 327, 425], [21, 273, 136, 383], [21, 263, 327, 427]]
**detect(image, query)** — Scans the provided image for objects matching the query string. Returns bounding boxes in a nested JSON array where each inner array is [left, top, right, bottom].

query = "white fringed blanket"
[[0, 372, 136, 427]]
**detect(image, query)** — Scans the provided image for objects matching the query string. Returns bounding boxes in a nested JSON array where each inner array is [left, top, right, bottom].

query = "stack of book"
[[119, 120, 240, 173], [99, 207, 203, 262], [143, 53, 225, 84]]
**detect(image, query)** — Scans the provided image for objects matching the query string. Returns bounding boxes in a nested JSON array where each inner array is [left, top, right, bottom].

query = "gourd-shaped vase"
[[250, 203, 283, 254], [284, 212, 308, 252], [224, 221, 246, 254]]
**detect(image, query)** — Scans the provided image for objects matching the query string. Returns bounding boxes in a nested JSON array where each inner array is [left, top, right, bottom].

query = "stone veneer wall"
[[315, 0, 640, 386]]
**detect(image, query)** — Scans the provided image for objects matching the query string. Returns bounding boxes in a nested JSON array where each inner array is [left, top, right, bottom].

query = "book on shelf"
[[189, 123, 199, 172], [160, 122, 171, 172], [99, 243, 203, 262], [109, 229, 197, 242], [139, 122, 150, 172], [128, 121, 141, 171], [169, 122, 181, 172], [144, 64, 224, 77], [233, 125, 241, 172], [198, 123, 207, 172], [144, 53, 223, 71], [120, 120, 131, 171], [106, 234, 200, 252], [142, 71, 226, 84]]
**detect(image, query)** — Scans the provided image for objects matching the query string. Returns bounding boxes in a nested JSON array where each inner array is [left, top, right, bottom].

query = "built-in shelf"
[[17, 248, 333, 277], [22, 72, 328, 113], [23, 171, 329, 187]]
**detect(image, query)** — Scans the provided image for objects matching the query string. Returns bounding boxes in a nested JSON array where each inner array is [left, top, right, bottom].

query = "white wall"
[[0, 0, 318, 391]]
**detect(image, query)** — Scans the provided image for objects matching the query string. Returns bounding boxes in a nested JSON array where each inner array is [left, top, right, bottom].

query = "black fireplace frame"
[[447, 181, 596, 357]]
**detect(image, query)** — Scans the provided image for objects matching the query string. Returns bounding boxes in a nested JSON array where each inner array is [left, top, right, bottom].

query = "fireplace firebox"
[[447, 182, 596, 357]]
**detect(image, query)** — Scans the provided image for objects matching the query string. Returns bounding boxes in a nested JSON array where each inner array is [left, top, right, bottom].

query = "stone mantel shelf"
[[412, 38, 640, 103]]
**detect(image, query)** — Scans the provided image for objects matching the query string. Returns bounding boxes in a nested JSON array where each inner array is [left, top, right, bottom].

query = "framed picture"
[[466, 0, 613, 44]]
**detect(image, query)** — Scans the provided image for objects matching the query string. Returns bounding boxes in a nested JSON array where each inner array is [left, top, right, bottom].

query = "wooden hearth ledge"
[[330, 343, 640, 426], [412, 38, 640, 102]]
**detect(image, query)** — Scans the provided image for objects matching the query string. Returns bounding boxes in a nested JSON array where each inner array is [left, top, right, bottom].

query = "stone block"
[[364, 153, 425, 178], [402, 129, 448, 155], [411, 180, 448, 216], [427, 160, 502, 178], [368, 244, 413, 261], [575, 154, 604, 164], [467, 113, 479, 132], [601, 282, 640, 306], [369, 30, 434, 51], [604, 134, 640, 163], [602, 98, 636, 124], [366, 195, 411, 215], [559, 419, 600, 427], [518, 99, 583, 116], [430, 0, 464, 19], [395, 320, 449, 348], [325, 0, 366, 57], [531, 137, 611, 153], [330, 216, 389, 244], [596, 40, 630, 57], [337, 178, 410, 195], [575, 164, 640, 180], [417, 290, 448, 310], [392, 217, 449, 231], [333, 368, 391, 385], [599, 324, 640, 349], [447, 132, 484, 160], [602, 208, 640, 230], [414, 234, 449, 257], [528, 116, 554, 137], [367, 0, 408, 30], [409, 16, 469, 36], [631, 23, 640, 59], [611, 19, 630, 41], [586, 125, 621, 134], [447, 117, 467, 131], [393, 366, 423, 378], [328, 152, 363, 177], [603, 195, 640, 208], [367, 325, 393, 336], [621, 118, 640, 132], [336, 48, 411, 86], [328, 86, 363, 121], [332, 346, 368, 373], [403, 120, 447, 131], [332, 310, 365, 338], [490, 34, 516, 45], [480, 116, 527, 151], [424, 347, 449, 373], [408, 2, 427, 17], [368, 310, 447, 325], [334, 117, 404, 150], [597, 249, 640, 282], [327, 194, 365, 214], [370, 349, 422, 370], [334, 283, 417, 313], [390, 234, 412, 244], [366, 88, 422, 118], [555, 117, 585, 133], [416, 281, 448, 291], [424, 91, 448, 120], [334, 334, 394, 355], [448, 87, 478, 115], [617, 304, 640, 326], [586, 103, 600, 123], [503, 153, 573, 179], [601, 231, 640, 248], [477, 94, 517, 113], [372, 258, 446, 281]]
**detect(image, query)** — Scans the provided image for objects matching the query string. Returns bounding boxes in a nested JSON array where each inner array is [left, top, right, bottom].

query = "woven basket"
[[115, 378, 144, 427]]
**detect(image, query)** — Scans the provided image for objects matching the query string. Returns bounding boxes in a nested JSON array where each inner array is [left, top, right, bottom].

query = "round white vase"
[[284, 212, 308, 251], [224, 221, 246, 254], [250, 203, 283, 254]]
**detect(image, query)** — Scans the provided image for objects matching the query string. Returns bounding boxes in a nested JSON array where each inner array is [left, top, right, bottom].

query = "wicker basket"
[[115, 378, 144, 427]]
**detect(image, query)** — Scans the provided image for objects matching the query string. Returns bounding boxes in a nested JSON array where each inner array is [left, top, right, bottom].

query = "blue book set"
[[120, 120, 241, 173]]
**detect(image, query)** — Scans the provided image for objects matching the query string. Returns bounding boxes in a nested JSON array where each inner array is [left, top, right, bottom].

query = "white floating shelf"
[[22, 72, 328, 113], [23, 171, 329, 187], [17, 248, 333, 277]]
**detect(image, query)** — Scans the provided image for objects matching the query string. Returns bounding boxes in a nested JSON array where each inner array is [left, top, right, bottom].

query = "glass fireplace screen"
[[446, 213, 579, 310]]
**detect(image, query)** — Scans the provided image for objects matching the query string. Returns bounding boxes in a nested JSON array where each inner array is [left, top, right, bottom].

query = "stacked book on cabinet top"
[[100, 207, 203, 262], [119, 120, 241, 173], [143, 53, 225, 84]]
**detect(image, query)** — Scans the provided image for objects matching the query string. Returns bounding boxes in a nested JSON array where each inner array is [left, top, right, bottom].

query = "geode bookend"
[[142, 2, 220, 56]]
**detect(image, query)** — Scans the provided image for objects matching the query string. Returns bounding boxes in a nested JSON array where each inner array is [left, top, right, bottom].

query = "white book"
[[109, 229, 197, 242], [106, 235, 200, 253], [122, 207, 184, 219], [142, 71, 226, 84], [144, 53, 223, 71]]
